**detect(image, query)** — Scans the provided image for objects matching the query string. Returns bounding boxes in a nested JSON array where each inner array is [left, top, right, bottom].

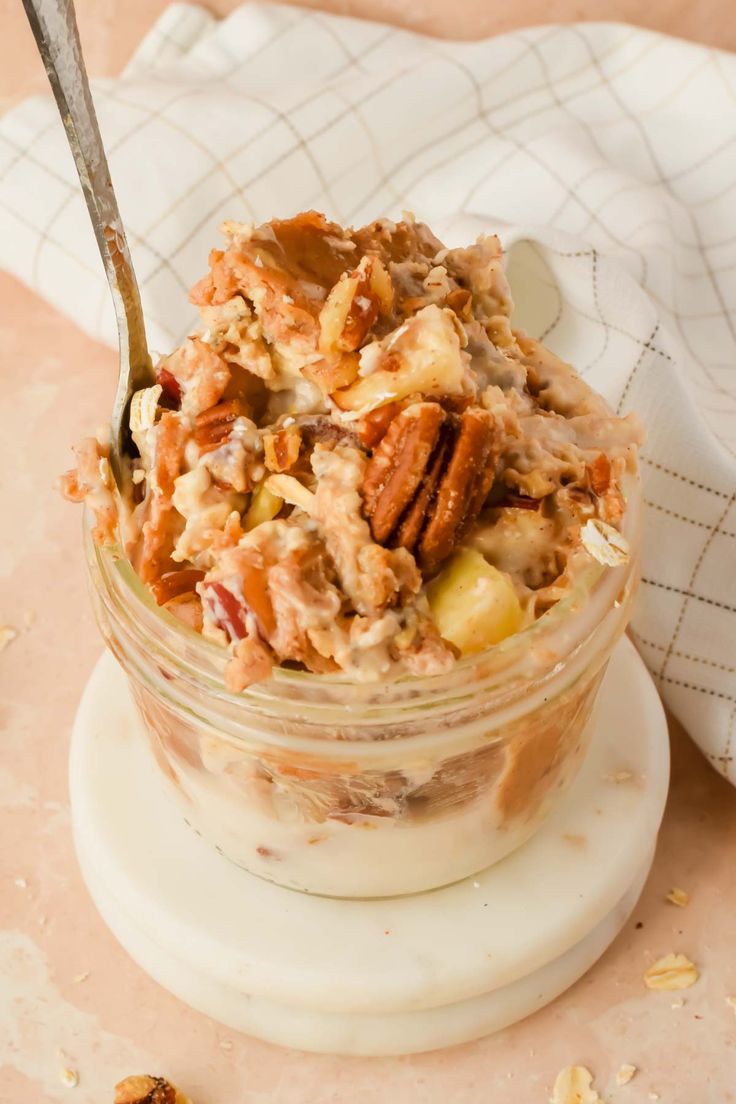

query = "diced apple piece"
[[332, 304, 466, 414], [244, 481, 283, 530], [427, 549, 522, 654]]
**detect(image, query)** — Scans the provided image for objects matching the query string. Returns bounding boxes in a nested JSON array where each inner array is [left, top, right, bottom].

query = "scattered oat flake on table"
[[0, 625, 18, 651], [644, 952, 699, 990], [726, 996, 736, 1015], [616, 1064, 637, 1085], [60, 1067, 79, 1088], [550, 1065, 603, 1104], [666, 887, 690, 907], [73, 971, 90, 983], [604, 769, 633, 783], [14, 876, 27, 888]]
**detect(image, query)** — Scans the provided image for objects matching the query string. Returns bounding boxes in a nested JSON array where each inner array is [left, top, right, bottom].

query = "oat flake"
[[550, 1065, 602, 1104], [644, 952, 699, 990], [666, 887, 690, 907], [581, 518, 630, 566]]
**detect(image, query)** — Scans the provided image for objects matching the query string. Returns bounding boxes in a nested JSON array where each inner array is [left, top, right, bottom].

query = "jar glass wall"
[[84, 479, 641, 898]]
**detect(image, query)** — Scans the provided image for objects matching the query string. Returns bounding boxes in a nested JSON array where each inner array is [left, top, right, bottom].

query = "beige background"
[[1, 2, 736, 1102], [2, 0, 735, 109]]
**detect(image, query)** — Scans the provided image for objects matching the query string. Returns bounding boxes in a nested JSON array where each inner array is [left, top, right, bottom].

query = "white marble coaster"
[[70, 637, 669, 1055]]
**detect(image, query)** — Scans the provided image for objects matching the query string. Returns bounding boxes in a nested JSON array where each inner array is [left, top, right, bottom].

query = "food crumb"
[[726, 996, 736, 1015], [643, 952, 698, 990], [472, 880, 481, 888], [73, 971, 90, 984], [0, 625, 18, 652], [615, 1064, 637, 1086], [114, 1074, 192, 1103], [666, 887, 689, 907], [14, 877, 28, 889], [648, 1094, 659, 1102], [604, 770, 633, 783], [671, 998, 685, 1009], [219, 1038, 233, 1051], [550, 1065, 602, 1104], [60, 1068, 79, 1088]]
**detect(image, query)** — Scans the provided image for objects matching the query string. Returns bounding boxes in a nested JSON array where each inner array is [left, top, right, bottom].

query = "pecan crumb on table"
[[114, 1074, 192, 1104]]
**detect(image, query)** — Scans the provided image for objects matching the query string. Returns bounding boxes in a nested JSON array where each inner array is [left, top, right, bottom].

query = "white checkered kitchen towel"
[[1, 3, 735, 781]]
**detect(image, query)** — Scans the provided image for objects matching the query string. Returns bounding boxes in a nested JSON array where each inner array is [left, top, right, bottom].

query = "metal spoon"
[[23, 0, 153, 491]]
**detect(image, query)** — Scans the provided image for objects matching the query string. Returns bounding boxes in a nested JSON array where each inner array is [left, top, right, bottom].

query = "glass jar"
[[84, 478, 641, 899]]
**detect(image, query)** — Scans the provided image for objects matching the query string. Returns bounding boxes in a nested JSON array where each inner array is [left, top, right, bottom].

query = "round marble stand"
[[69, 637, 669, 1056]]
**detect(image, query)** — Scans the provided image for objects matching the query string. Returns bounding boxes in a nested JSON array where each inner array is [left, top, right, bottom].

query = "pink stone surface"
[[2, 2, 736, 1100]]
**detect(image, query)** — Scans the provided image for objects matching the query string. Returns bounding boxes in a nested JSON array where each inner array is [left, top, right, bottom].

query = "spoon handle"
[[23, 0, 152, 470]]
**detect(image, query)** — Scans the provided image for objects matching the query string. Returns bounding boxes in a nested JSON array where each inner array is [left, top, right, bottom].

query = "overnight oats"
[[64, 212, 642, 897]]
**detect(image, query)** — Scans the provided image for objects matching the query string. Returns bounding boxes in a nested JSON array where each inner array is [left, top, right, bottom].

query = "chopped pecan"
[[193, 398, 246, 453], [296, 414, 363, 452], [150, 568, 206, 606], [155, 366, 182, 408], [445, 287, 473, 321], [497, 492, 543, 511], [263, 424, 302, 472], [355, 401, 404, 449], [362, 404, 499, 574], [318, 255, 392, 357]]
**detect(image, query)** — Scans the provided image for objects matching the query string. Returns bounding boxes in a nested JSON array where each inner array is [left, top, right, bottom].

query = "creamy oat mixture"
[[62, 212, 641, 690]]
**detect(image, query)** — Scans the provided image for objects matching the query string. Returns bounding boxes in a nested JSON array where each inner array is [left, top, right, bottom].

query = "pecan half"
[[295, 414, 363, 452], [418, 408, 497, 572], [193, 399, 246, 453], [362, 403, 445, 543], [362, 403, 499, 573]]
